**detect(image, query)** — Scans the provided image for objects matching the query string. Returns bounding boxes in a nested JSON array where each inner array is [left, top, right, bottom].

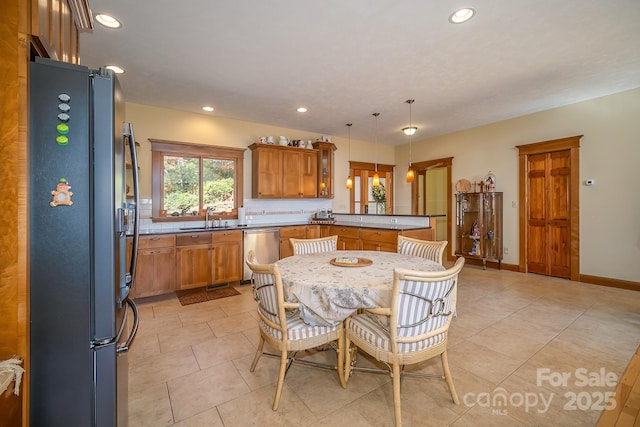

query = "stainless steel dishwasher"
[[242, 228, 280, 283]]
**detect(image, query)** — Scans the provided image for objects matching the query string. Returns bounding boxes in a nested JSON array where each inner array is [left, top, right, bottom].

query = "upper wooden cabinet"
[[250, 143, 319, 198], [31, 0, 84, 63], [313, 142, 337, 198]]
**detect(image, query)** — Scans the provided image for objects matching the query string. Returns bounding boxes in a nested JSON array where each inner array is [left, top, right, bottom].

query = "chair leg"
[[272, 349, 288, 411], [392, 362, 403, 427], [441, 350, 459, 404], [337, 327, 346, 388], [250, 336, 265, 372]]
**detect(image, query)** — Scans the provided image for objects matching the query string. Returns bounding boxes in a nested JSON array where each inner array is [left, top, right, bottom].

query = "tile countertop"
[[135, 221, 431, 236]]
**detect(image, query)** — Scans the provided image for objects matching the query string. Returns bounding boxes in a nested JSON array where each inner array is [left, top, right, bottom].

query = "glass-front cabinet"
[[456, 192, 503, 269], [313, 141, 336, 198]]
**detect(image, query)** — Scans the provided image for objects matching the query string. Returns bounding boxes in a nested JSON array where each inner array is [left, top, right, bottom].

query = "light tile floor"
[[127, 265, 640, 426]]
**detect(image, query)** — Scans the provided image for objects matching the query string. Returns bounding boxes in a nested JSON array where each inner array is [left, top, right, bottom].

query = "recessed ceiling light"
[[95, 13, 122, 29], [449, 7, 476, 24], [202, 106, 214, 112], [296, 107, 307, 113], [105, 65, 125, 74]]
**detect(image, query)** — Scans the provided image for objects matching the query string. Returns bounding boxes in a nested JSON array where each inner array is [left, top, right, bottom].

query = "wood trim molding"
[[579, 275, 640, 292], [407, 157, 454, 261], [517, 135, 582, 281], [150, 139, 245, 219]]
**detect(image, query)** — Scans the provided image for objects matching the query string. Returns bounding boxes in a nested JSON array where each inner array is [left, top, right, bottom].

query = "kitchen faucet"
[[205, 207, 215, 229]]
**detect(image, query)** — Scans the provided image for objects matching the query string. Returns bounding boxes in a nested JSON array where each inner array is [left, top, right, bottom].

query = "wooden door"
[[213, 242, 242, 283], [253, 147, 282, 198], [176, 245, 212, 289], [299, 150, 318, 197], [527, 151, 571, 277], [518, 136, 581, 280], [282, 151, 302, 197]]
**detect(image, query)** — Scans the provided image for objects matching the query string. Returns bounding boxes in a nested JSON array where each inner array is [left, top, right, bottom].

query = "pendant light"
[[404, 99, 416, 183], [346, 123, 353, 189], [372, 113, 380, 187]]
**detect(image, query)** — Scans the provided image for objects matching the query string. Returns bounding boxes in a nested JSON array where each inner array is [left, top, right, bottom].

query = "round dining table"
[[276, 250, 444, 326]]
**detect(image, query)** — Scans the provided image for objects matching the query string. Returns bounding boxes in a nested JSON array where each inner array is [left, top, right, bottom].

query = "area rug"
[[176, 286, 241, 306]]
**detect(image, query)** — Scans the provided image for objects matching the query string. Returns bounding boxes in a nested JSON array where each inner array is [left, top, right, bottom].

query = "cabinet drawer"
[[176, 232, 212, 246], [360, 228, 397, 244], [139, 235, 175, 249], [327, 226, 359, 239], [279, 225, 308, 238], [213, 229, 242, 243]]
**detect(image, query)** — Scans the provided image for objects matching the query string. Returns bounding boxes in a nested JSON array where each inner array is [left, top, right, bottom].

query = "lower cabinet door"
[[176, 245, 213, 290], [213, 242, 242, 283], [134, 247, 176, 298]]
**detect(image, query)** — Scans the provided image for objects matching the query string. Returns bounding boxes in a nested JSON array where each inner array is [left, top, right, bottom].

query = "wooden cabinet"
[[175, 230, 243, 290], [279, 225, 320, 258], [250, 143, 319, 198], [456, 192, 503, 268], [323, 225, 361, 250], [31, 0, 82, 63], [176, 233, 213, 290], [360, 228, 397, 252], [128, 235, 176, 299], [212, 230, 242, 283], [313, 141, 337, 198], [321, 225, 435, 252]]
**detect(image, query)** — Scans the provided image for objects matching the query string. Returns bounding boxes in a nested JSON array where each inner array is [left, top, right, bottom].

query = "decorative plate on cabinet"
[[455, 179, 471, 193]]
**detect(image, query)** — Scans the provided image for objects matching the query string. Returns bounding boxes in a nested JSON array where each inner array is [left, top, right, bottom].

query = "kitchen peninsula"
[[127, 215, 435, 299]]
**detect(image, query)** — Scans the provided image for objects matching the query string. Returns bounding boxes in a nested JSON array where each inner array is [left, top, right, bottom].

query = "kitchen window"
[[150, 139, 245, 220]]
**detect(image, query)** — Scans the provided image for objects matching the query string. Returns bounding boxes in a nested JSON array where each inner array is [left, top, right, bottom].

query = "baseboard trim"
[[448, 255, 639, 291], [454, 256, 519, 271], [579, 274, 640, 292]]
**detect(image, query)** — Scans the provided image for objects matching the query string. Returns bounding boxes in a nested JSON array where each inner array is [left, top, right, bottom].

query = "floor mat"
[[176, 286, 241, 306]]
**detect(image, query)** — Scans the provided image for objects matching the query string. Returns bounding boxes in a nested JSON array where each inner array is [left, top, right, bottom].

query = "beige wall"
[[394, 88, 640, 282], [124, 103, 394, 213], [126, 87, 639, 282]]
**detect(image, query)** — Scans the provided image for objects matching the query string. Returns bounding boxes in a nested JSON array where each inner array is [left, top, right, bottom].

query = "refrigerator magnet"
[[50, 178, 73, 207]]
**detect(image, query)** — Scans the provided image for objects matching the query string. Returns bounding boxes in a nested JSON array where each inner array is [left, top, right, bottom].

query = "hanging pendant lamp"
[[372, 113, 380, 187], [404, 99, 416, 183], [346, 123, 353, 189]]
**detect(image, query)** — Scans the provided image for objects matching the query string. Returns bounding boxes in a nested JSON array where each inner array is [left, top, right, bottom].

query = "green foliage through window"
[[151, 140, 244, 219]]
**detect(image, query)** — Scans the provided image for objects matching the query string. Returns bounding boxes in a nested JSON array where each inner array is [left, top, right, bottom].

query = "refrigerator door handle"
[[124, 122, 140, 288], [117, 298, 139, 354]]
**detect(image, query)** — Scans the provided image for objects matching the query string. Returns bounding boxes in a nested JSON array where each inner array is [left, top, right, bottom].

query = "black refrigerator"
[[29, 57, 140, 426]]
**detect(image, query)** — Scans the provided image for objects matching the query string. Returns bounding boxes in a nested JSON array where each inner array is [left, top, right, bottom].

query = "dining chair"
[[397, 235, 448, 265], [290, 235, 338, 255], [245, 250, 346, 410], [345, 256, 465, 427]]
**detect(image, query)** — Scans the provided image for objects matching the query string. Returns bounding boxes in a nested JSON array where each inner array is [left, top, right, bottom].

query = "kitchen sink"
[[179, 226, 210, 231]]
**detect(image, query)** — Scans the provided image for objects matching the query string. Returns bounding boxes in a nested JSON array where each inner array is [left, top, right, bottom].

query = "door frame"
[[516, 135, 582, 281], [349, 161, 394, 214], [410, 157, 453, 260]]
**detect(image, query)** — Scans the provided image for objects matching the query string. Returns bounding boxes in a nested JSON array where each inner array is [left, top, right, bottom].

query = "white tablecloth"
[[276, 250, 444, 326]]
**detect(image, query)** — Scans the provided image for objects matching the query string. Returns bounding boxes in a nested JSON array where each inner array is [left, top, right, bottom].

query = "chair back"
[[390, 257, 465, 354], [397, 235, 448, 264], [245, 250, 287, 340], [290, 235, 338, 255]]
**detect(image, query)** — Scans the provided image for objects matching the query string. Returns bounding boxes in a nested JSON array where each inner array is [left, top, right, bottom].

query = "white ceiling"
[[79, 0, 640, 146]]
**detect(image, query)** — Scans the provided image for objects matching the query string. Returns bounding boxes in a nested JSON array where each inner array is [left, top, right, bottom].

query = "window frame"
[[150, 139, 245, 221]]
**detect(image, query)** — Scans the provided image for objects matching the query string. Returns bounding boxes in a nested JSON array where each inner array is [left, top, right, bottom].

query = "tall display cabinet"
[[455, 192, 503, 269], [313, 141, 336, 198]]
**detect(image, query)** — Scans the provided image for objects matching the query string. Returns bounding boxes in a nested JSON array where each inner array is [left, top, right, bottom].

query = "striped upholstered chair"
[[397, 235, 448, 265], [345, 257, 465, 426], [290, 235, 338, 255], [245, 250, 346, 410]]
